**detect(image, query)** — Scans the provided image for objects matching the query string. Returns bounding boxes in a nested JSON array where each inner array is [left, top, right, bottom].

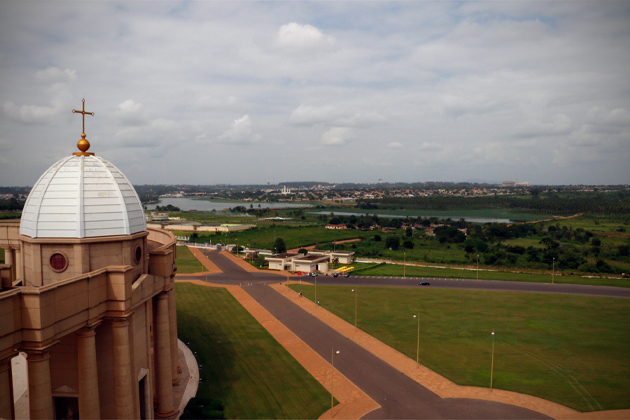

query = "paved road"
[[179, 250, 630, 299], [309, 275, 630, 299], [185, 251, 550, 419]]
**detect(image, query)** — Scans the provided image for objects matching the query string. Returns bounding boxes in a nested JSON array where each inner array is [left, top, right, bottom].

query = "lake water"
[[308, 211, 511, 224], [145, 197, 310, 212]]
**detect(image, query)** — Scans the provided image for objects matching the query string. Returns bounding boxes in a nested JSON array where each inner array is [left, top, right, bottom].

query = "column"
[[154, 292, 177, 418], [76, 323, 101, 419], [167, 287, 181, 384], [4, 247, 15, 283], [15, 247, 22, 281], [111, 317, 135, 420], [26, 349, 54, 420], [0, 356, 15, 420]]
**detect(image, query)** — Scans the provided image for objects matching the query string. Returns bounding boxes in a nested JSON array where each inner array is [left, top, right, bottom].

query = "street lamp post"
[[413, 314, 420, 366], [490, 330, 495, 392], [477, 255, 479, 281], [315, 274, 317, 305], [331, 349, 340, 409], [552, 257, 555, 284], [352, 289, 357, 327]]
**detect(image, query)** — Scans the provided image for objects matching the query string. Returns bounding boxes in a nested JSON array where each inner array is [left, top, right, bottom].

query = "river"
[[145, 197, 311, 212]]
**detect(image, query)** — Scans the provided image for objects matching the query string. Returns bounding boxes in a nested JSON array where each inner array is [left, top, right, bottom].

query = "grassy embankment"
[[176, 283, 331, 418], [289, 284, 630, 412]]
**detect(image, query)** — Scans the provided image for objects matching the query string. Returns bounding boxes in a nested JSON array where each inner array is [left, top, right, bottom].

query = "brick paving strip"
[[273, 281, 630, 420], [175, 279, 380, 419]]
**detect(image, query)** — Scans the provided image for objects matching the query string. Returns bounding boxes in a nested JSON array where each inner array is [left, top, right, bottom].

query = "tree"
[[405, 227, 413, 237], [374, 234, 382, 242], [385, 236, 400, 250], [403, 240, 414, 249], [591, 238, 602, 247], [329, 217, 342, 225], [298, 248, 308, 255], [274, 237, 287, 254]]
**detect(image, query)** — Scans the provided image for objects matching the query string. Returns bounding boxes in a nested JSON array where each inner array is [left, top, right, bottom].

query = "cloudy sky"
[[0, 1, 629, 186]]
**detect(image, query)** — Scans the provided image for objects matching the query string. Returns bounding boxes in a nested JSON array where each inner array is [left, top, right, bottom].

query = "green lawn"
[[176, 283, 331, 419], [0, 247, 4, 264], [348, 262, 630, 288], [289, 284, 630, 412], [175, 246, 207, 274], [176, 225, 374, 251]]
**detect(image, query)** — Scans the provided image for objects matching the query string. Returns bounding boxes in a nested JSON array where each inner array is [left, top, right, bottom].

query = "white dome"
[[20, 155, 146, 238]]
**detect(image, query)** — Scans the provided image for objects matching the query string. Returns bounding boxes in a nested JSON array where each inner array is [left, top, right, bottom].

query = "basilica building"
[[0, 102, 180, 419]]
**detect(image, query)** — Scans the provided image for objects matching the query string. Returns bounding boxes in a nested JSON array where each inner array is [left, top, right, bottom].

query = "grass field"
[[175, 246, 207, 274], [346, 262, 630, 288], [176, 225, 374, 250], [288, 284, 630, 412], [0, 247, 4, 264], [176, 283, 331, 419]]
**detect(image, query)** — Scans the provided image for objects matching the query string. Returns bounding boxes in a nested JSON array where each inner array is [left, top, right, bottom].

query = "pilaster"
[[154, 292, 177, 418]]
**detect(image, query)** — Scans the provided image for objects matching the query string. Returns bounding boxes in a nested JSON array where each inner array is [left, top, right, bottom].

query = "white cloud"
[[218, 115, 261, 144], [388, 142, 403, 149], [290, 105, 338, 126], [419, 142, 444, 152], [321, 127, 353, 146], [277, 23, 335, 52], [195, 96, 239, 111], [35, 67, 77, 83], [2, 100, 66, 123], [516, 114, 573, 138], [116, 99, 149, 126], [290, 105, 386, 127]]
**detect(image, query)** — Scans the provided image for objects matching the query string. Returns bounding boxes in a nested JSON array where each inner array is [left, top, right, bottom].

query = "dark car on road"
[[420, 282, 430, 286]]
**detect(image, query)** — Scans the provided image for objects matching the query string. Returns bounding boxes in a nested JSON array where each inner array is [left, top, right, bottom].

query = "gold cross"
[[72, 99, 95, 156], [72, 98, 94, 136]]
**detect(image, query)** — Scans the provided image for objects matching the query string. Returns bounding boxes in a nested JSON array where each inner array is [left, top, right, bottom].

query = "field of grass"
[[175, 246, 207, 274], [345, 262, 630, 288], [176, 283, 331, 419], [176, 225, 375, 251], [289, 284, 630, 412]]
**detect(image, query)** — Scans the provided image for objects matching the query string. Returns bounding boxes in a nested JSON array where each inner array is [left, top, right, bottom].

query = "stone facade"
[[0, 222, 180, 419]]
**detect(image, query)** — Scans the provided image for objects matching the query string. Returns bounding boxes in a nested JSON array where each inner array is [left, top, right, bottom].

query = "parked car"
[[420, 282, 430, 286], [333, 272, 338, 277], [343, 273, 350, 278]]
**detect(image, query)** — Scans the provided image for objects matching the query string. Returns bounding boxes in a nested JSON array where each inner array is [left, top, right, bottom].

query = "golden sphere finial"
[[77, 138, 91, 153]]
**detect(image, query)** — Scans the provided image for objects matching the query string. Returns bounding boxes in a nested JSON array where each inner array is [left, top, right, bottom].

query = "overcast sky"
[[0, 1, 629, 187]]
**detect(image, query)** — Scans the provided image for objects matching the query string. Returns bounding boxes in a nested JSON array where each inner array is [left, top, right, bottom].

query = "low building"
[[325, 224, 347, 230], [292, 254, 330, 273], [266, 253, 299, 271], [265, 249, 354, 272]]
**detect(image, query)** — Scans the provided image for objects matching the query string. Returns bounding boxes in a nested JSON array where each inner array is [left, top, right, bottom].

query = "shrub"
[[385, 236, 400, 250], [374, 234, 382, 242], [403, 240, 414, 249]]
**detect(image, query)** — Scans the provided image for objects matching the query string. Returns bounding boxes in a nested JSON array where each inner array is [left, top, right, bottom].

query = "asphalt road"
[[182, 250, 630, 299], [185, 251, 552, 419]]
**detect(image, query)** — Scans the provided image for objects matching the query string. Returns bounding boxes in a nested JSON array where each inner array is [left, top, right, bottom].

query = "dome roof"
[[20, 155, 146, 238]]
